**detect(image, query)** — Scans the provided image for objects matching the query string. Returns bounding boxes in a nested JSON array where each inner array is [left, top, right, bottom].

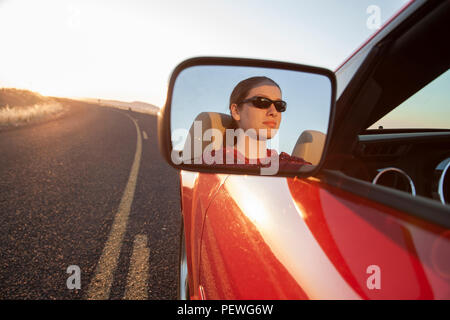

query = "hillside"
[[0, 88, 51, 108], [0, 88, 65, 128]]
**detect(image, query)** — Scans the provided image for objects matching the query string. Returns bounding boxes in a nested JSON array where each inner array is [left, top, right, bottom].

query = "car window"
[[368, 68, 450, 130]]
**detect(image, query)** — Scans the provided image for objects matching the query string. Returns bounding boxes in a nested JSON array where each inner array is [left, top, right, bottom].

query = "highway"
[[0, 101, 181, 299]]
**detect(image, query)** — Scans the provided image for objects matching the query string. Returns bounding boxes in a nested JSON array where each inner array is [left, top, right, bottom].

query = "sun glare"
[[0, 0, 411, 106], [0, 0, 172, 105]]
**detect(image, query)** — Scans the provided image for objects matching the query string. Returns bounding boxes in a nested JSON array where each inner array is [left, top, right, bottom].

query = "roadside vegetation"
[[0, 88, 66, 128]]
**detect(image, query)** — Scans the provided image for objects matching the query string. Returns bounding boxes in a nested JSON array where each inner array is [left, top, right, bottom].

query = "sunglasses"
[[238, 96, 287, 112]]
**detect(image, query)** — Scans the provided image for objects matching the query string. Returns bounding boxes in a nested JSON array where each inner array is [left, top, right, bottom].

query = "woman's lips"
[[263, 121, 277, 128]]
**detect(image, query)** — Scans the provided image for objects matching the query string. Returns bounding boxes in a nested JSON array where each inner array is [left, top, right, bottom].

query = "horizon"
[[0, 86, 161, 110]]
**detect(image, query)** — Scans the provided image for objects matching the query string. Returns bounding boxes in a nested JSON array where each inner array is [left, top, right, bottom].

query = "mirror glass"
[[169, 65, 332, 175]]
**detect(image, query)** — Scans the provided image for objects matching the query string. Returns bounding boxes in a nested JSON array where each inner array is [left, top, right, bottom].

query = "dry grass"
[[0, 102, 65, 126]]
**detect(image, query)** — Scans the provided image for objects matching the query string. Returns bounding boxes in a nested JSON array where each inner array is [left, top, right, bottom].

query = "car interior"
[[323, 0, 450, 226]]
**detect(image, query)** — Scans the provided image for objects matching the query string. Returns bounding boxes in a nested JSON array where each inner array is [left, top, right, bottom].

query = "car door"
[[179, 170, 228, 299], [198, 173, 449, 299], [199, 175, 309, 299]]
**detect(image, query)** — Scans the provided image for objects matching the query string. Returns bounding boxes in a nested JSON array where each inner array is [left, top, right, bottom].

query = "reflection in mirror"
[[170, 65, 332, 175]]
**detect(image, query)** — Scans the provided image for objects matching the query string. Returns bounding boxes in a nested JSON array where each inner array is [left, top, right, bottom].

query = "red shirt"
[[203, 146, 311, 173]]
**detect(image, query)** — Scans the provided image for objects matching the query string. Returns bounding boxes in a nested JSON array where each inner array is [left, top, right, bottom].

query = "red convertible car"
[[159, 0, 450, 299]]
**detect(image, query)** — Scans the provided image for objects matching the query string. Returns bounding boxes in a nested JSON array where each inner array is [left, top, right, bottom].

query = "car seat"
[[182, 112, 233, 163], [291, 130, 326, 166]]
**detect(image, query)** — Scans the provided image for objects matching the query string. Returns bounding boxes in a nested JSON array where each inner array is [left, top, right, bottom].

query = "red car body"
[[181, 171, 449, 299], [174, 0, 450, 300]]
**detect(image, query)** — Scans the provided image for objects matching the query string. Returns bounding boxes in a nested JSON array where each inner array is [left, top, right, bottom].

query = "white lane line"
[[142, 130, 148, 140], [87, 114, 142, 300], [123, 234, 150, 300]]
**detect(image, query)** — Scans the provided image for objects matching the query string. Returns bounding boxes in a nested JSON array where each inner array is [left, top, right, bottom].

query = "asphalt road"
[[0, 101, 181, 299]]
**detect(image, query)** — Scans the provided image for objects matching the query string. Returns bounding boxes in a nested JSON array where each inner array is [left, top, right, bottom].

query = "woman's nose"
[[266, 103, 278, 116]]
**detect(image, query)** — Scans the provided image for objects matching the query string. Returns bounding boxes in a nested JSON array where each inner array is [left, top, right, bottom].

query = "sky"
[[0, 0, 410, 107], [370, 69, 450, 130]]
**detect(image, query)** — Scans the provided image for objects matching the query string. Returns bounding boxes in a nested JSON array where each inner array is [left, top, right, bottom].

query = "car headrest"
[[291, 130, 326, 166], [182, 112, 234, 162]]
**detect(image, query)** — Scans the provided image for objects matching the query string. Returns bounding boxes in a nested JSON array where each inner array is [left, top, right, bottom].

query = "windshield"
[[369, 68, 450, 130]]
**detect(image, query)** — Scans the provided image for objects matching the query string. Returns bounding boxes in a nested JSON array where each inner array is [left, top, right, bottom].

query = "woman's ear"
[[230, 103, 241, 121]]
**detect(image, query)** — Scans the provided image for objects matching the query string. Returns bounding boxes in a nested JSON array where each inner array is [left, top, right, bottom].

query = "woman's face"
[[231, 83, 282, 140]]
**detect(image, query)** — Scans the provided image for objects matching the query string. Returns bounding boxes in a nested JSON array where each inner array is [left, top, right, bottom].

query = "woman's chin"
[[257, 128, 278, 140]]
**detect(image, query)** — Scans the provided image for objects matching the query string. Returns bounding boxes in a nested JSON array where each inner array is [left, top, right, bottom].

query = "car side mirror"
[[158, 57, 336, 177]]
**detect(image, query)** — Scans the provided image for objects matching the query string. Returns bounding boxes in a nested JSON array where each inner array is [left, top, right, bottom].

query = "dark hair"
[[229, 76, 281, 128]]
